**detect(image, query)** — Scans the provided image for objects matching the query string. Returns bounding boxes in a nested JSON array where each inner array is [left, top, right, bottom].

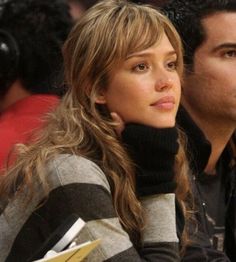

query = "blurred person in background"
[[0, 0, 73, 172], [131, 0, 170, 8], [67, 0, 98, 20]]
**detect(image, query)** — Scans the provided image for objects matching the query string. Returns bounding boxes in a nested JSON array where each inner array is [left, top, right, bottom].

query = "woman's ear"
[[95, 88, 107, 104], [95, 94, 106, 104]]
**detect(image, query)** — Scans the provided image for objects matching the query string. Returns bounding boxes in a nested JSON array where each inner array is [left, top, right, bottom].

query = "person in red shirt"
[[0, 0, 73, 171]]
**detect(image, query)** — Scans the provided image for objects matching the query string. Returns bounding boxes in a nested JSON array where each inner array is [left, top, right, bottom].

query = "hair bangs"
[[111, 5, 165, 60]]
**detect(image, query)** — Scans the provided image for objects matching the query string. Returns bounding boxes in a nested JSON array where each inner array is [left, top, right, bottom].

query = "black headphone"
[[0, 0, 20, 93]]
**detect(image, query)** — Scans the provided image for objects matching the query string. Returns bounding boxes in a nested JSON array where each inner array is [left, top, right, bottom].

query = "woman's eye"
[[223, 50, 236, 58], [133, 63, 149, 72], [167, 60, 177, 70]]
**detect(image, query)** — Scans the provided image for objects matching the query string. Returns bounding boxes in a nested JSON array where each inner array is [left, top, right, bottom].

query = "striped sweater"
[[0, 154, 180, 261]]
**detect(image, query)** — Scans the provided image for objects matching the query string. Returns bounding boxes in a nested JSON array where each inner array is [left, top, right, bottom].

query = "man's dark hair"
[[0, 0, 73, 96], [162, 0, 236, 69]]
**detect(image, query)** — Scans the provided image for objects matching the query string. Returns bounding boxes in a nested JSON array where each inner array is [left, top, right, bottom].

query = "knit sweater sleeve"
[[139, 194, 179, 261], [0, 154, 179, 262]]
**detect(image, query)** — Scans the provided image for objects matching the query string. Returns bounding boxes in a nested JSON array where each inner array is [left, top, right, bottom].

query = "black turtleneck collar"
[[176, 106, 211, 175]]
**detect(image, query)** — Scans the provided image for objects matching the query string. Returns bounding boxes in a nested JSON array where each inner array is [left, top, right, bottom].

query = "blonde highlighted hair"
[[0, 0, 190, 248]]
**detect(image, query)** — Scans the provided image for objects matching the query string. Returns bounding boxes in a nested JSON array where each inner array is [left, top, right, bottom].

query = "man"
[[163, 0, 236, 261], [0, 0, 73, 171]]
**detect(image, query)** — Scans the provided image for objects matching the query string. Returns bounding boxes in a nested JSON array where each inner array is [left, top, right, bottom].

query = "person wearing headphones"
[[0, 0, 73, 171]]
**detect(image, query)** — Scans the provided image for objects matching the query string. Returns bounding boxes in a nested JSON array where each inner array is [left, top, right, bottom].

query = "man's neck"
[[182, 102, 235, 175], [205, 137, 231, 175], [0, 80, 31, 112]]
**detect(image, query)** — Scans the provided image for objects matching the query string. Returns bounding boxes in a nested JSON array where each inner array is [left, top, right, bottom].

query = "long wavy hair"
[[0, 0, 190, 248]]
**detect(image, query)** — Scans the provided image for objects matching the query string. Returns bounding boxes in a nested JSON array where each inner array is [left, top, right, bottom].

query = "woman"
[[0, 0, 190, 261]]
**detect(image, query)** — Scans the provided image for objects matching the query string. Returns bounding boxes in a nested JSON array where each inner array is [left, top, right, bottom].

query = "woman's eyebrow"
[[126, 50, 177, 60]]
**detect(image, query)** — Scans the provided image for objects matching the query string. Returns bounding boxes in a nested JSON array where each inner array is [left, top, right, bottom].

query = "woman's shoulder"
[[46, 154, 111, 193]]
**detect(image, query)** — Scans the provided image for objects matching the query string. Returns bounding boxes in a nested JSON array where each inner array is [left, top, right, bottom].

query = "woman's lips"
[[151, 96, 175, 110]]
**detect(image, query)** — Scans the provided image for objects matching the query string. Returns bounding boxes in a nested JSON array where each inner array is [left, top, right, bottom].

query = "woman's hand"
[[121, 123, 179, 196]]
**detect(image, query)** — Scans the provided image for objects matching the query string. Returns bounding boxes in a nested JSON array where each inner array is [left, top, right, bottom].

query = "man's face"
[[182, 12, 236, 127]]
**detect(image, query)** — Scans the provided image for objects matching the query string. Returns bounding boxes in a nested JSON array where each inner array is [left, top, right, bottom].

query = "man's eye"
[[133, 63, 149, 72]]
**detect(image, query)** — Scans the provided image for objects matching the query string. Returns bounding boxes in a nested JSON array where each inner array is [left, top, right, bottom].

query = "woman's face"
[[96, 33, 181, 128]]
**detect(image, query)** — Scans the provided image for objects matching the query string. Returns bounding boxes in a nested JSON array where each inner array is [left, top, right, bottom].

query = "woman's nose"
[[155, 76, 174, 91]]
